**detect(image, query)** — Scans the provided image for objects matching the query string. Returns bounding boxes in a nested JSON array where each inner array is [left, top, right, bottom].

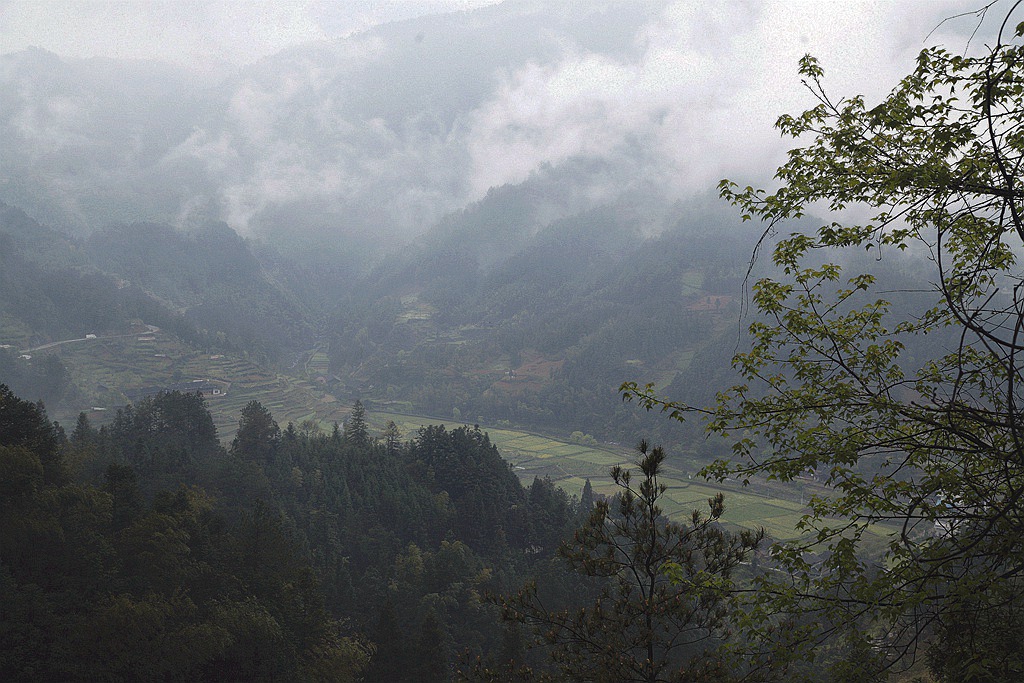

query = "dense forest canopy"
[[1, 382, 778, 681], [0, 383, 573, 680]]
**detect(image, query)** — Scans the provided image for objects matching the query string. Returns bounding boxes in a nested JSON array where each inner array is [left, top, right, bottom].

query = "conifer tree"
[[342, 400, 369, 448], [579, 477, 594, 514], [70, 412, 95, 447], [501, 441, 764, 682], [231, 400, 280, 464], [382, 420, 402, 456]]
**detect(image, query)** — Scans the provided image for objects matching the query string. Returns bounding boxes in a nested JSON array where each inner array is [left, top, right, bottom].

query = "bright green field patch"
[[660, 483, 814, 539], [728, 499, 805, 519], [487, 435, 536, 448], [548, 458, 603, 477], [557, 476, 595, 497], [662, 489, 716, 514], [751, 516, 808, 540], [544, 444, 596, 457], [504, 437, 559, 451], [566, 450, 625, 467]]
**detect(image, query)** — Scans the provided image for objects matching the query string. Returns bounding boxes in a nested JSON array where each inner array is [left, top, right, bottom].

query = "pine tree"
[[411, 608, 448, 681], [342, 400, 369, 448], [0, 383, 65, 485], [104, 462, 142, 531], [382, 420, 402, 456], [579, 477, 594, 514], [501, 441, 765, 683], [364, 599, 406, 682], [231, 401, 280, 465], [71, 412, 96, 447]]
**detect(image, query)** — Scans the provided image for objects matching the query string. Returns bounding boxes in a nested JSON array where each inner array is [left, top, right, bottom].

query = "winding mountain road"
[[19, 325, 160, 354]]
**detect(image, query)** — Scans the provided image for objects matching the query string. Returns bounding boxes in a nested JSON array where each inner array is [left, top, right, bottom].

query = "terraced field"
[[305, 351, 331, 379], [49, 331, 350, 437]]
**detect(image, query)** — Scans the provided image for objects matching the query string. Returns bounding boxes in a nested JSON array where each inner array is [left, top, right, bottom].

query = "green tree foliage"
[[499, 442, 763, 683], [579, 478, 594, 515], [0, 382, 65, 484], [525, 476, 575, 554], [104, 461, 143, 531], [924, 576, 1024, 682], [363, 542, 497, 682], [105, 391, 222, 497], [382, 419, 403, 456], [84, 221, 317, 361], [410, 424, 528, 551], [624, 9, 1024, 677], [232, 400, 281, 465], [70, 411, 96, 447], [3, 379, 600, 681], [0, 204, 222, 373], [225, 401, 579, 680], [342, 399, 369, 447], [413, 608, 450, 680], [325, 195, 754, 449], [364, 598, 407, 682], [0, 384, 368, 681]]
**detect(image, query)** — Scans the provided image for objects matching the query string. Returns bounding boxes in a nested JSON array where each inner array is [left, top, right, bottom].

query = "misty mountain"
[[2, 0, 915, 451], [0, 202, 170, 344], [83, 221, 319, 358], [0, 1, 679, 250], [0, 200, 335, 405], [0, 175, 941, 458], [319, 181, 758, 452], [0, 173, 751, 452], [0, 48, 210, 230], [0, 202, 220, 407]]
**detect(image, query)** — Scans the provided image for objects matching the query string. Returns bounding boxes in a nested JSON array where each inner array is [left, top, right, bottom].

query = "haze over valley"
[[0, 0, 969, 445]]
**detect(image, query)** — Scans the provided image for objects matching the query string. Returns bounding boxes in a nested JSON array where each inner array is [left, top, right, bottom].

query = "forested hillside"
[[0, 3, 671, 242], [0, 1, 792, 454], [4, 382, 736, 681], [325, 189, 757, 450]]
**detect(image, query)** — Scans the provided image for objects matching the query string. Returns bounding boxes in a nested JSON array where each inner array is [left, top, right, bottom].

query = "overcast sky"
[[0, 1, 985, 71], [0, 2, 987, 138], [0, 1, 503, 72], [0, 0, 1002, 234]]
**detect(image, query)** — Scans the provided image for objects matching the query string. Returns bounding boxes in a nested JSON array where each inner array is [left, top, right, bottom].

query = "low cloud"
[[0, 0, 991, 240], [0, 0, 502, 75], [464, 0, 981, 203]]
